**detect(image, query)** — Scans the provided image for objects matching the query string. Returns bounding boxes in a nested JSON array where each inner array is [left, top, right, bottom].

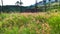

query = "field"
[[0, 12, 60, 34]]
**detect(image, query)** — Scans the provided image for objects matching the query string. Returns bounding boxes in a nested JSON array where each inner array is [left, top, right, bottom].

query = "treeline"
[[0, 5, 44, 13], [0, 3, 59, 13], [0, 5, 28, 13], [0, 0, 60, 13]]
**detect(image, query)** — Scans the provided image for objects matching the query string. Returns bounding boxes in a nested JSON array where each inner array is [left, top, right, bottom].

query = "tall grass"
[[0, 12, 60, 34]]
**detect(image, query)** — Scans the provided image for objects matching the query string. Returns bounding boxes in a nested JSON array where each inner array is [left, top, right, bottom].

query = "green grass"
[[0, 12, 60, 34]]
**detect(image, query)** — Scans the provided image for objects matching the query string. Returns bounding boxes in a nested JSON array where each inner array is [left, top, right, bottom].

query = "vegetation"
[[0, 0, 60, 12], [0, 0, 60, 34], [0, 12, 60, 34]]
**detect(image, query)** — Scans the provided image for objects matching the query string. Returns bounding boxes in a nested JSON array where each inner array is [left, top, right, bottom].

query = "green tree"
[[58, 0, 60, 7], [15, 1, 20, 6], [48, 0, 51, 11], [35, 0, 38, 12], [43, 0, 46, 12], [1, 0, 3, 13], [20, 0, 23, 12], [20, 0, 23, 6], [55, 0, 58, 2]]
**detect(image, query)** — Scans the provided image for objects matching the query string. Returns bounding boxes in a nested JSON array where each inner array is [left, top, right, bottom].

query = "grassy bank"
[[0, 12, 60, 34]]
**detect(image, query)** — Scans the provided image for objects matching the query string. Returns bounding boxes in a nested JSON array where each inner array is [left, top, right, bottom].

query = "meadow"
[[0, 12, 60, 34]]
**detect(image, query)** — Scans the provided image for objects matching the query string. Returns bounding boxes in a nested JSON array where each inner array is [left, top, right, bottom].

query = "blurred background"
[[0, 0, 60, 13]]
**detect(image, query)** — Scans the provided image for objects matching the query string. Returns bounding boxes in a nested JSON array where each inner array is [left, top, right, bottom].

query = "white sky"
[[0, 0, 42, 6]]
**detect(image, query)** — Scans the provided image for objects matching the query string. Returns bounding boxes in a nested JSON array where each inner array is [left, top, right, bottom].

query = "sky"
[[0, 0, 42, 6]]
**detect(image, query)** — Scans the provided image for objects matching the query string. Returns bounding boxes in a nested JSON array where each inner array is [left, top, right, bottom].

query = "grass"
[[0, 12, 60, 34]]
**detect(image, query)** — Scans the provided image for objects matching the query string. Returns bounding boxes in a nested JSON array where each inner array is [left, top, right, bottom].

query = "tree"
[[48, 0, 51, 11], [55, 0, 58, 8], [58, 0, 60, 6], [20, 0, 23, 6], [15, 1, 20, 6], [1, 0, 3, 12], [35, 0, 38, 12], [43, 0, 46, 12], [20, 0, 23, 12], [55, 0, 58, 2], [15, 0, 23, 12]]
